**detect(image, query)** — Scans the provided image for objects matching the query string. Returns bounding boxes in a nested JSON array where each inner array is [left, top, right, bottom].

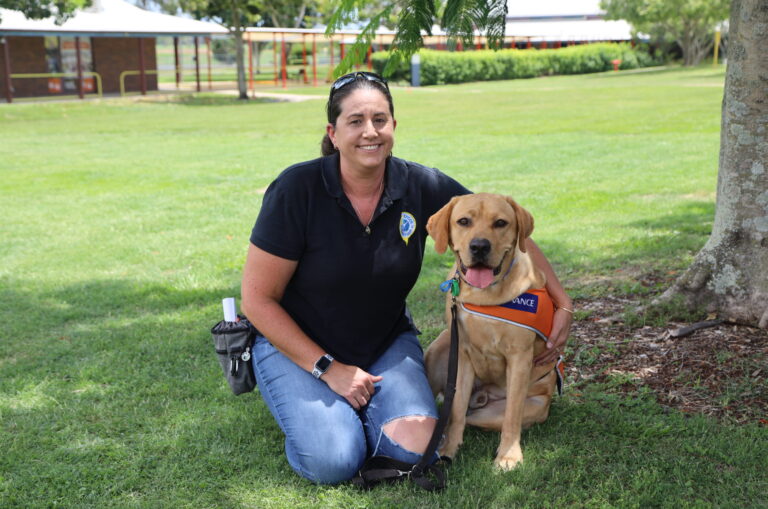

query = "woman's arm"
[[525, 239, 574, 366], [241, 243, 381, 409]]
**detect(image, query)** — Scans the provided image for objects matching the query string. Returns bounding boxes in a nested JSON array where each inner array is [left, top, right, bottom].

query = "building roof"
[[505, 0, 634, 41], [0, 0, 228, 37], [506, 0, 606, 20], [506, 19, 633, 42]]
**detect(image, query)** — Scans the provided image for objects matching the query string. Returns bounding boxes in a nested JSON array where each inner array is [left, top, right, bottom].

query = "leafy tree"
[[0, 0, 91, 22], [599, 0, 730, 66], [656, 0, 768, 328], [175, 0, 261, 100], [326, 0, 507, 76], [260, 0, 312, 28]]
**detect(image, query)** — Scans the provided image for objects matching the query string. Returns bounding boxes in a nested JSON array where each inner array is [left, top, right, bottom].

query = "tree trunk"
[[233, 28, 248, 100], [656, 0, 768, 328], [230, 6, 248, 101]]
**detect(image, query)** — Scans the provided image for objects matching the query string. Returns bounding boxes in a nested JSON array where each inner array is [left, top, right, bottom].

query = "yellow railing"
[[119, 69, 159, 96], [9, 72, 103, 98]]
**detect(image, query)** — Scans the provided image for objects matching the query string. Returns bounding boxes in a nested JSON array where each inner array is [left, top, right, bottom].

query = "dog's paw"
[[494, 454, 523, 471], [438, 442, 459, 459]]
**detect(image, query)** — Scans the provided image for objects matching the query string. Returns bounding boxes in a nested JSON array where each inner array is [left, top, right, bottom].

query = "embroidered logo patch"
[[501, 293, 539, 314], [399, 212, 416, 245]]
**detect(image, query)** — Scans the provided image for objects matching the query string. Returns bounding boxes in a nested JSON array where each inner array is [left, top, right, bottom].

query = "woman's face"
[[327, 87, 396, 175]]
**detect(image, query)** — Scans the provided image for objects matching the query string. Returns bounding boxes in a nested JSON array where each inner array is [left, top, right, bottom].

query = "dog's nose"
[[469, 238, 491, 259]]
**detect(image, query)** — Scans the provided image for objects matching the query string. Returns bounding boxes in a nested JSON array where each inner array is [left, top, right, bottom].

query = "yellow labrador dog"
[[425, 193, 559, 470]]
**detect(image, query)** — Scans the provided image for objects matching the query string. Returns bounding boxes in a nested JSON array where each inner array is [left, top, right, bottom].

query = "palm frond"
[[476, 0, 507, 49], [383, 0, 436, 74], [441, 0, 481, 47], [325, 0, 369, 33], [326, 0, 507, 77], [327, 4, 396, 77]]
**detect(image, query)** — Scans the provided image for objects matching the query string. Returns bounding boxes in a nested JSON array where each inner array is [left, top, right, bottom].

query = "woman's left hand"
[[534, 307, 573, 366]]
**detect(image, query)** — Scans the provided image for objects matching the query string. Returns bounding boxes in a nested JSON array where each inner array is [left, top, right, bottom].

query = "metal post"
[[272, 32, 277, 85], [75, 36, 84, 99], [194, 36, 201, 92], [2, 37, 12, 103], [206, 37, 212, 90], [713, 29, 721, 66], [248, 38, 254, 92], [410, 53, 420, 87], [280, 33, 287, 88], [367, 45, 372, 71], [312, 34, 317, 87], [173, 36, 180, 88], [302, 34, 308, 84], [138, 37, 147, 95]]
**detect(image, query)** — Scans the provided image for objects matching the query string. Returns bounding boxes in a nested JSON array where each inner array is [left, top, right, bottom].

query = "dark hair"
[[321, 74, 395, 156]]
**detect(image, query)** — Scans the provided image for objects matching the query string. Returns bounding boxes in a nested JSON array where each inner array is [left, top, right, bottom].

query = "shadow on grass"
[[586, 66, 675, 79], [153, 94, 278, 107], [540, 200, 714, 280], [0, 277, 290, 505]]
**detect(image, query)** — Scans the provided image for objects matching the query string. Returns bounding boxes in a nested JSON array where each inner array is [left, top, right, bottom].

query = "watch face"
[[316, 355, 332, 372]]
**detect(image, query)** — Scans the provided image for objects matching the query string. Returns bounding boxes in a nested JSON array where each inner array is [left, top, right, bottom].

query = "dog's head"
[[427, 193, 534, 289]]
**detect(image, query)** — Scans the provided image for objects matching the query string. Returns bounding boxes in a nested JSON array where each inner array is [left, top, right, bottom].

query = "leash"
[[352, 279, 461, 491]]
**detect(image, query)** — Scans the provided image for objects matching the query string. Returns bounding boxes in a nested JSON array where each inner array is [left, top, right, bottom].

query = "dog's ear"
[[506, 196, 534, 253], [427, 196, 459, 254]]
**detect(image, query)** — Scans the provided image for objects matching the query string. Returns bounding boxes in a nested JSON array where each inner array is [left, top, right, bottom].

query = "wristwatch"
[[312, 353, 334, 379]]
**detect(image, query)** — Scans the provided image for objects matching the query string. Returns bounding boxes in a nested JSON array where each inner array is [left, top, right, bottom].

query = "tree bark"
[[656, 0, 768, 328], [234, 28, 248, 100]]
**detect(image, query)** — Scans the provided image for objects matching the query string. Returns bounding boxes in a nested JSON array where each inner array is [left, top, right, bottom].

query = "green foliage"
[[325, 0, 507, 77], [179, 0, 261, 30], [0, 0, 90, 22], [600, 0, 730, 66], [372, 43, 660, 85]]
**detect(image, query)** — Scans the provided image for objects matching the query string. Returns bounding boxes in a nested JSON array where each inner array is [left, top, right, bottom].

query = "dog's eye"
[[493, 219, 509, 228], [457, 217, 471, 227]]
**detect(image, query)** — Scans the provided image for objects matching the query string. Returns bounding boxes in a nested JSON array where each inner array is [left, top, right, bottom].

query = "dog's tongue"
[[465, 266, 495, 289]]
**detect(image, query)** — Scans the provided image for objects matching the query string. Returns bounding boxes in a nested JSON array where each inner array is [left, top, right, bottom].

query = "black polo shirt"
[[250, 152, 469, 368]]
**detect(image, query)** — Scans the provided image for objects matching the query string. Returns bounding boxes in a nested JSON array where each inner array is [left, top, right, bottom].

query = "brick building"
[[0, 0, 226, 101]]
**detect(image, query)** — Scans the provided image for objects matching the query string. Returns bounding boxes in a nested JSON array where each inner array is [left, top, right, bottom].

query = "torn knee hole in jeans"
[[382, 415, 437, 454]]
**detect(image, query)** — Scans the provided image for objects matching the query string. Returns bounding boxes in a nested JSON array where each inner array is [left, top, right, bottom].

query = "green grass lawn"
[[1, 66, 766, 508]]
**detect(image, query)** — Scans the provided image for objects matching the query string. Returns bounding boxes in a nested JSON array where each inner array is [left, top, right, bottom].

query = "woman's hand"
[[534, 307, 573, 366], [322, 361, 383, 410]]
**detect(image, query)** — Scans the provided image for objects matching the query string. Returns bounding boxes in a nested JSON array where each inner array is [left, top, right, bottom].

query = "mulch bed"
[[566, 295, 768, 425]]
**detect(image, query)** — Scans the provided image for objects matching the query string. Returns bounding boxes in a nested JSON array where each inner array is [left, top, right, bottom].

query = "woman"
[[241, 72, 573, 484]]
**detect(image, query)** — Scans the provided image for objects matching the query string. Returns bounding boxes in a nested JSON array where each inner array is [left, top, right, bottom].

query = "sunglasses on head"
[[329, 72, 389, 99]]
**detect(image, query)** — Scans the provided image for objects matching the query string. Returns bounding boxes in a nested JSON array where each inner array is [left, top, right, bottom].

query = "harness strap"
[[532, 355, 565, 397]]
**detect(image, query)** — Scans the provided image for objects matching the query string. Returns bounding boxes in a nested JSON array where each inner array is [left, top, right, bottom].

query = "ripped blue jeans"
[[252, 330, 438, 484]]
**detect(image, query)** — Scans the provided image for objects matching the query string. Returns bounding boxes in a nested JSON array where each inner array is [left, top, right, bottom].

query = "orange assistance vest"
[[460, 288, 554, 341]]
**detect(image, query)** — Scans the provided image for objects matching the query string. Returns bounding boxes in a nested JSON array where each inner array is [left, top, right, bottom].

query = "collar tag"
[[439, 278, 460, 296]]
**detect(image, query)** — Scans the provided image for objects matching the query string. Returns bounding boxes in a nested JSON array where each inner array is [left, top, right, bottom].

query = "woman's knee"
[[286, 434, 366, 484], [376, 415, 437, 462]]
